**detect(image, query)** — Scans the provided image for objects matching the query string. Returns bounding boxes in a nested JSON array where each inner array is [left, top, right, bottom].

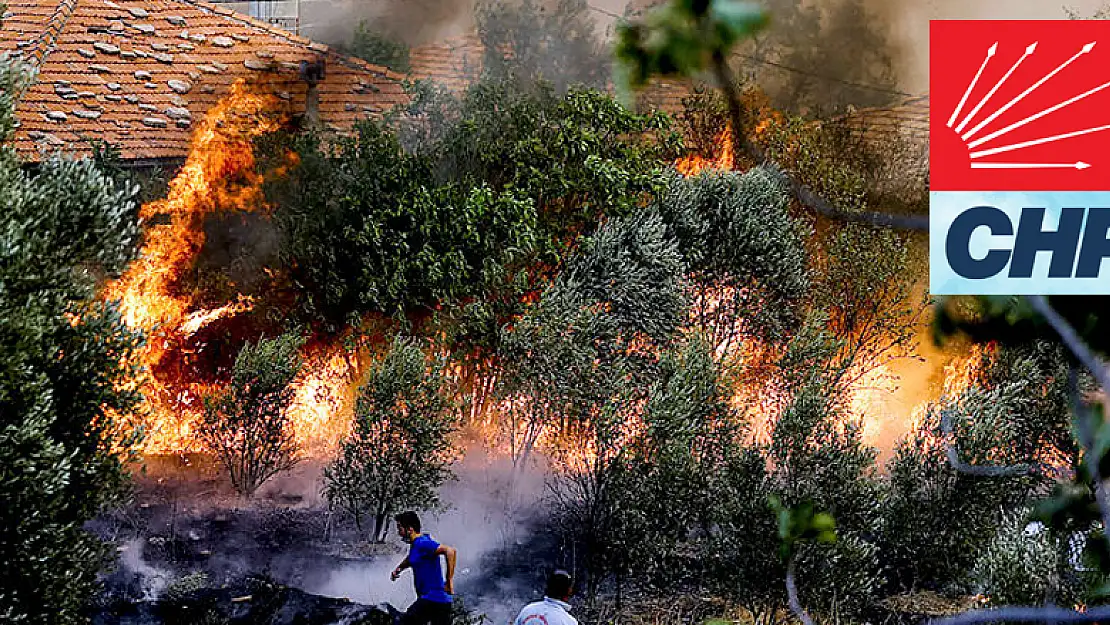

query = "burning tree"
[[323, 336, 458, 542], [198, 331, 305, 498]]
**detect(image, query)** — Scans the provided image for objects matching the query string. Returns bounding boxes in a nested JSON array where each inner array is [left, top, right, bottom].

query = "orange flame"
[[286, 339, 373, 457], [102, 81, 288, 454], [675, 127, 735, 176]]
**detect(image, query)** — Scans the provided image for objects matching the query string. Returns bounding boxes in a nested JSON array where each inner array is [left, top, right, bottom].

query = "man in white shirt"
[[513, 570, 577, 625]]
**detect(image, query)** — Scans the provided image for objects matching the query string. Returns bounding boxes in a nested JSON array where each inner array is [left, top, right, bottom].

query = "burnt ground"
[[84, 454, 961, 625], [87, 454, 561, 625]]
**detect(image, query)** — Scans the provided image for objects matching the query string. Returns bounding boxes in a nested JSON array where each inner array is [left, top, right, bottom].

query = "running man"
[[513, 570, 577, 625], [390, 511, 457, 625]]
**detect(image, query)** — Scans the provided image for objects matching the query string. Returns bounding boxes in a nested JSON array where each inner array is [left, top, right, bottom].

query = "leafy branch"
[[615, 0, 928, 231]]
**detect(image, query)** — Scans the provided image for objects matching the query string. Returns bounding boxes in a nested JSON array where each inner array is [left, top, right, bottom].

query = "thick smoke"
[[99, 448, 556, 620], [879, 0, 1109, 94], [304, 449, 551, 620], [300, 0, 1110, 101], [301, 0, 477, 46]]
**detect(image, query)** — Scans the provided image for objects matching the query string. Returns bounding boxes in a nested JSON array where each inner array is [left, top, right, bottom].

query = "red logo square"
[[931, 20, 1110, 191]]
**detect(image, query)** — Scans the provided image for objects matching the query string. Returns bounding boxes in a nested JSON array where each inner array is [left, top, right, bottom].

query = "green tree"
[[621, 336, 766, 586], [653, 167, 808, 351], [499, 208, 686, 470], [198, 331, 305, 498], [815, 223, 921, 392], [263, 121, 538, 331], [0, 55, 144, 622], [971, 506, 1082, 607], [323, 336, 458, 542], [499, 207, 687, 597], [435, 79, 681, 240], [877, 342, 1071, 593]]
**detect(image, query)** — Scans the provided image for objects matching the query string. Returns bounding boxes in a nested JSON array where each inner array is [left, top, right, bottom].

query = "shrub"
[[198, 331, 305, 498], [323, 336, 458, 542], [0, 54, 144, 623], [971, 508, 1066, 606]]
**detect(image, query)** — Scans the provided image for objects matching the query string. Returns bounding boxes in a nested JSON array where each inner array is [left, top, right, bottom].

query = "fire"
[[102, 80, 289, 454], [675, 127, 735, 176], [180, 295, 255, 337], [940, 342, 992, 397], [286, 339, 372, 457]]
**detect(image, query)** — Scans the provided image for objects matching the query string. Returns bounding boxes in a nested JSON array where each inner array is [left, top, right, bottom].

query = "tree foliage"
[[263, 121, 538, 330], [477, 0, 609, 93], [654, 168, 808, 347], [198, 331, 305, 498], [264, 76, 680, 358], [323, 336, 458, 542], [0, 54, 143, 623], [877, 342, 1076, 594]]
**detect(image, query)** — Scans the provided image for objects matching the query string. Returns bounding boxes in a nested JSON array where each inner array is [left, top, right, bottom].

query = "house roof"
[[408, 34, 484, 93], [838, 95, 930, 146], [1, 0, 410, 161]]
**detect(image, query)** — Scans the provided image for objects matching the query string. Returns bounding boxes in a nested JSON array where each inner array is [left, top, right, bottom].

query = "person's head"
[[544, 570, 573, 601], [394, 511, 421, 543]]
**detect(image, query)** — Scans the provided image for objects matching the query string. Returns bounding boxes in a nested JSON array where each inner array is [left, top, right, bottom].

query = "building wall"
[[213, 0, 299, 34]]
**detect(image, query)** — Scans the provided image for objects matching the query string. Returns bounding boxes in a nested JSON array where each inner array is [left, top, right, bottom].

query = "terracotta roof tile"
[[838, 95, 931, 145], [408, 34, 486, 93], [5, 0, 409, 161]]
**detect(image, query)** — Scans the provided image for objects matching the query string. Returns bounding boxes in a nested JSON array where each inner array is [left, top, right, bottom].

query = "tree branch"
[[939, 407, 1041, 478], [1028, 296, 1110, 395], [785, 557, 815, 625], [708, 54, 928, 232]]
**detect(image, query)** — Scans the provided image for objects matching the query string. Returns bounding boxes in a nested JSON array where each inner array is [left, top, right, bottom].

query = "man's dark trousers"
[[399, 598, 451, 625]]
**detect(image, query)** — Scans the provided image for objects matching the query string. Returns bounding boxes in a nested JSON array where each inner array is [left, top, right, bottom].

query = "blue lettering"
[[1009, 207, 1085, 279], [1077, 208, 1110, 279], [946, 206, 1013, 280]]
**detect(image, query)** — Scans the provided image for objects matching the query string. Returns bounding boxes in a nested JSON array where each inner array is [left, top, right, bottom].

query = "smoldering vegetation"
[[89, 453, 557, 622]]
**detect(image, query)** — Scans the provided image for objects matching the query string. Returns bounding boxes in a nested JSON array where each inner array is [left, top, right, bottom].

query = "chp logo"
[[930, 20, 1110, 295]]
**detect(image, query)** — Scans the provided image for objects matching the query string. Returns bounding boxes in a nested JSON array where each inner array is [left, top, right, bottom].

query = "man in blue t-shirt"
[[390, 511, 457, 625]]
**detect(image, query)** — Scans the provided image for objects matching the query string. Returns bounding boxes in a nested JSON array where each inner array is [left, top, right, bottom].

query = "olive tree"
[[0, 53, 144, 623], [198, 331, 305, 498], [323, 336, 458, 542]]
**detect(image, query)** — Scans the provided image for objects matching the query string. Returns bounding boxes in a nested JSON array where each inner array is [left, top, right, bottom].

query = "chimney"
[[299, 56, 325, 129]]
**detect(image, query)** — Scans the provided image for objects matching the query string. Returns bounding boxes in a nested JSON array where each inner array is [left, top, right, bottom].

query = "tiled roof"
[[2, 0, 409, 161], [635, 77, 701, 117], [408, 34, 484, 93], [838, 95, 930, 146]]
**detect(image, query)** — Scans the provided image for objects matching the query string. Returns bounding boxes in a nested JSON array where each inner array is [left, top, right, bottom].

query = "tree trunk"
[[374, 513, 388, 543]]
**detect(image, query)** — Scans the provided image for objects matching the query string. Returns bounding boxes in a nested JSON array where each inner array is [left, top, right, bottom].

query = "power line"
[[736, 53, 913, 97], [585, 4, 624, 19]]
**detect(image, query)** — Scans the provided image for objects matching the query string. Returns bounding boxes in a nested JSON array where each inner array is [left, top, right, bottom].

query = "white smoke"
[[304, 447, 552, 622], [118, 538, 175, 601]]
